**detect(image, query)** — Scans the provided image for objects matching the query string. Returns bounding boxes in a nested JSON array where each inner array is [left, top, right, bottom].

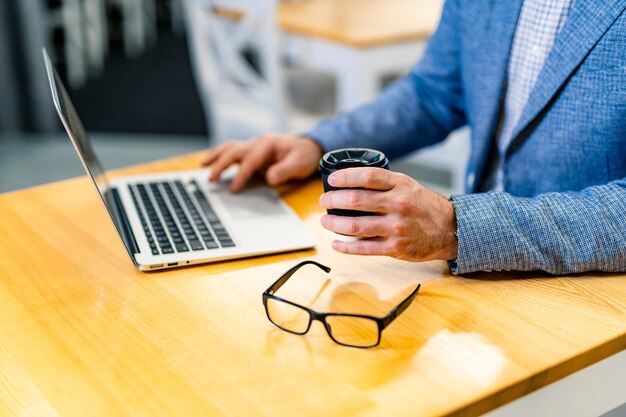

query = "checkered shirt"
[[488, 0, 574, 191]]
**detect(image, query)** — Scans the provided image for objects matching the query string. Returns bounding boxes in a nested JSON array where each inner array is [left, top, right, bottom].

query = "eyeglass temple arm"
[[381, 283, 421, 329], [265, 260, 331, 295]]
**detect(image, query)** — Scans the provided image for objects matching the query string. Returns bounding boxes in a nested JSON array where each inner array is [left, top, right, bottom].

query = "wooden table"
[[1, 152, 626, 416], [279, 0, 441, 48]]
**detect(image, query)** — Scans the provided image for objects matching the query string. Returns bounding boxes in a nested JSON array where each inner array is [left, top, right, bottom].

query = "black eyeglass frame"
[[262, 260, 421, 348]]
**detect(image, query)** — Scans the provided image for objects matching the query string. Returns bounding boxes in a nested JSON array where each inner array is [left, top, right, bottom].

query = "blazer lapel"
[[470, 0, 524, 189], [507, 0, 626, 155]]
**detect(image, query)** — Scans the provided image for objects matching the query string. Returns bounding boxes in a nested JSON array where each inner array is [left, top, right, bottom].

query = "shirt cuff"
[[447, 192, 511, 275]]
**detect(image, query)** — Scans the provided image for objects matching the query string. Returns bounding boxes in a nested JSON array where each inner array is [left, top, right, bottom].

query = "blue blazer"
[[307, 0, 626, 274]]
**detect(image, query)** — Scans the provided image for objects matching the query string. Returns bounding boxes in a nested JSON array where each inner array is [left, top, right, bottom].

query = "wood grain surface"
[[1, 152, 625, 417], [279, 0, 443, 47], [215, 0, 443, 48]]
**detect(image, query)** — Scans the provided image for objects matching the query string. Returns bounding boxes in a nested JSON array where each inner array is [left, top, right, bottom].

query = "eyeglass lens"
[[266, 297, 379, 347], [265, 297, 311, 334], [325, 315, 379, 347]]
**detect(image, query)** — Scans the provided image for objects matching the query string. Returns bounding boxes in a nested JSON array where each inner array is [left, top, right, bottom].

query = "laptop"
[[43, 49, 316, 271]]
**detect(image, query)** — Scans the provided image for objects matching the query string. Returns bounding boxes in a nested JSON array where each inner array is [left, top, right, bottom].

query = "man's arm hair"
[[449, 177, 626, 275], [305, 0, 466, 158]]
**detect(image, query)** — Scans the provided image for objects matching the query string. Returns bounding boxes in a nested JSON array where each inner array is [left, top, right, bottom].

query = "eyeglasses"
[[262, 260, 421, 348]]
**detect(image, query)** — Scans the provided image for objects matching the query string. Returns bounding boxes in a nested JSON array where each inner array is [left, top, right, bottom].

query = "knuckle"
[[363, 169, 377, 184], [390, 220, 407, 236], [346, 218, 360, 235], [347, 190, 361, 208], [394, 172, 411, 185], [353, 240, 366, 254], [395, 172, 409, 181], [396, 199, 413, 214]]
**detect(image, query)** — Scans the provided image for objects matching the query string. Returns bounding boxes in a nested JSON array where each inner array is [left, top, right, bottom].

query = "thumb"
[[265, 152, 308, 185]]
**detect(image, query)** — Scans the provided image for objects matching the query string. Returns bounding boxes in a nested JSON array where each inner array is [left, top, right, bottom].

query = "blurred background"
[[0, 0, 468, 194]]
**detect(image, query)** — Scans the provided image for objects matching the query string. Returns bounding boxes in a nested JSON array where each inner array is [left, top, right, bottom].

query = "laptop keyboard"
[[129, 180, 235, 256]]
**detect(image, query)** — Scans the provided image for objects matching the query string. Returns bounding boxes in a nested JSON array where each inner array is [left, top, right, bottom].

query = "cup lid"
[[320, 148, 388, 170]]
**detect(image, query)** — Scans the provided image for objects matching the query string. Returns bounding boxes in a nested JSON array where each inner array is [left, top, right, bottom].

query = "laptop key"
[[220, 240, 236, 248], [175, 243, 189, 252], [204, 241, 219, 249], [189, 240, 204, 251], [161, 247, 174, 254], [151, 249, 160, 255]]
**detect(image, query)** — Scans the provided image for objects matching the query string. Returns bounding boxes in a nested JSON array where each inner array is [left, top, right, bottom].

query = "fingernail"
[[328, 173, 336, 186]]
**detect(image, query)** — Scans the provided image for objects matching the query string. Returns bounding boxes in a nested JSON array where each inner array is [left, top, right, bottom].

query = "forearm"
[[305, 75, 454, 159], [449, 178, 626, 275]]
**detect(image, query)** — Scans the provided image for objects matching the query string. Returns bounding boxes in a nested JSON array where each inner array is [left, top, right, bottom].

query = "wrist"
[[439, 199, 459, 260]]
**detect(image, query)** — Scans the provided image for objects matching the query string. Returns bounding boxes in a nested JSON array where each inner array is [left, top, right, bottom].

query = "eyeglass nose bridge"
[[308, 311, 333, 336]]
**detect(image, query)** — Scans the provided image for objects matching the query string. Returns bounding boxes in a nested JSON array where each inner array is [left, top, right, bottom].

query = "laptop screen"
[[43, 49, 137, 263]]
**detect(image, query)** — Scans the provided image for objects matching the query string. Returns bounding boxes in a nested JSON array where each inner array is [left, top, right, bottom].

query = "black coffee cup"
[[319, 148, 389, 217]]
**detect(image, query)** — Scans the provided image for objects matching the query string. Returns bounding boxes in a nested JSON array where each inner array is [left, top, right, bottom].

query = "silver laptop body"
[[43, 49, 316, 271]]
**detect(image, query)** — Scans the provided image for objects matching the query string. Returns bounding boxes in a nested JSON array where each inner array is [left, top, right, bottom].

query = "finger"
[[320, 215, 389, 238], [201, 149, 218, 167], [230, 143, 274, 192], [201, 143, 231, 167], [319, 189, 388, 213], [209, 146, 244, 182], [328, 167, 396, 191], [331, 238, 392, 256], [265, 151, 308, 185]]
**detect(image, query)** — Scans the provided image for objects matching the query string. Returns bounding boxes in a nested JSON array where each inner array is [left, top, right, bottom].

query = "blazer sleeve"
[[449, 178, 626, 275], [304, 0, 466, 159]]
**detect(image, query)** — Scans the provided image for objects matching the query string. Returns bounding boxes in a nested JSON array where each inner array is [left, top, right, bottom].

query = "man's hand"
[[201, 134, 324, 192], [319, 168, 458, 262]]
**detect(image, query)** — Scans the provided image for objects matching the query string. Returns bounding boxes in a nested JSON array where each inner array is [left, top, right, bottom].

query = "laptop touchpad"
[[210, 183, 288, 219]]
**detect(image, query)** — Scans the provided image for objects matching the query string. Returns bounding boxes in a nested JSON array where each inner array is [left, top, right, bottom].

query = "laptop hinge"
[[105, 187, 140, 264]]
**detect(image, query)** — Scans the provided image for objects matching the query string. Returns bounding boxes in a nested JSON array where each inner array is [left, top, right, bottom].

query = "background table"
[[1, 152, 626, 416], [280, 0, 443, 110]]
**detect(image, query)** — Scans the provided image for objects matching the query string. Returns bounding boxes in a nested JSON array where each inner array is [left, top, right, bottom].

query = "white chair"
[[182, 0, 335, 143]]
